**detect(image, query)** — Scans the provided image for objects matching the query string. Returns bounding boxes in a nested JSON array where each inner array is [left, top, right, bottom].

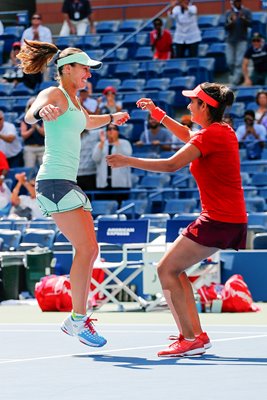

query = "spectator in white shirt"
[[21, 14, 53, 44], [169, 0, 201, 58], [0, 110, 23, 168]]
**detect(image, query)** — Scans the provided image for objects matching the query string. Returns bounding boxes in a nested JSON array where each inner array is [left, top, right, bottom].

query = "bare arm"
[[0, 133, 15, 143], [242, 58, 252, 86], [25, 87, 63, 124], [82, 107, 130, 130], [107, 142, 201, 173]]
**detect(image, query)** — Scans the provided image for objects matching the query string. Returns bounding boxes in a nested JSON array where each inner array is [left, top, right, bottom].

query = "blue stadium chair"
[[53, 36, 80, 49], [119, 123, 133, 141], [136, 61, 163, 79], [96, 20, 120, 34], [198, 14, 220, 29], [11, 83, 34, 96], [100, 34, 124, 49], [245, 197, 266, 213], [166, 216, 198, 242], [0, 98, 12, 112], [0, 82, 13, 96], [206, 42, 228, 72], [235, 87, 262, 105], [12, 220, 29, 232], [251, 173, 267, 187], [119, 199, 149, 218], [144, 78, 170, 92], [0, 203, 12, 217], [13, 98, 31, 114], [139, 213, 170, 228], [2, 112, 18, 124], [122, 92, 145, 113], [123, 33, 149, 58], [253, 233, 267, 249], [86, 49, 104, 60], [201, 28, 226, 43], [102, 47, 128, 62], [251, 11, 267, 36], [168, 76, 196, 107], [53, 231, 72, 251], [248, 212, 267, 230], [0, 221, 13, 229], [138, 174, 171, 189], [163, 199, 197, 215], [119, 19, 142, 33], [119, 79, 145, 92], [240, 172, 251, 186], [134, 46, 154, 60], [128, 109, 149, 142], [0, 26, 23, 54], [227, 102, 245, 118], [82, 35, 101, 50], [37, 81, 58, 92], [161, 59, 187, 78], [18, 228, 56, 251], [246, 101, 258, 111], [186, 58, 215, 85], [29, 220, 58, 231], [95, 78, 121, 93], [91, 200, 119, 218], [0, 229, 21, 251], [198, 43, 209, 57], [140, 20, 154, 32], [114, 62, 140, 80], [261, 149, 267, 160], [157, 90, 176, 116], [4, 26, 24, 38]]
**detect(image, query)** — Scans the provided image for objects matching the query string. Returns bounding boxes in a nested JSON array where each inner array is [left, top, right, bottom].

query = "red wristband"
[[151, 107, 166, 123]]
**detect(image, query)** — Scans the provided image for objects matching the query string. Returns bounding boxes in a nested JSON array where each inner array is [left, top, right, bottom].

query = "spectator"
[[242, 33, 267, 86], [21, 14, 53, 44], [0, 110, 23, 168], [20, 97, 45, 168], [225, 0, 252, 86], [9, 172, 44, 219], [77, 128, 100, 191], [92, 124, 132, 203], [169, 0, 201, 58], [254, 90, 267, 123], [0, 151, 11, 211], [98, 86, 122, 114], [59, 0, 95, 36], [2, 42, 24, 85], [135, 115, 172, 150], [150, 17, 172, 60], [236, 109, 267, 159], [78, 86, 99, 115], [0, 20, 3, 35]]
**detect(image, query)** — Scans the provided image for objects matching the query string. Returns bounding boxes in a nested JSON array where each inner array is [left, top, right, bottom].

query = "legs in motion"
[[52, 207, 106, 347], [157, 235, 217, 356]]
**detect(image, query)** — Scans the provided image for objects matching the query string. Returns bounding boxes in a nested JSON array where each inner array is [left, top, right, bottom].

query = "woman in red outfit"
[[107, 82, 247, 357]]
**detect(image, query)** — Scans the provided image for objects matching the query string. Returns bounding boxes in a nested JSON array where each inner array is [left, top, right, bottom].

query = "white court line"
[[0, 323, 267, 327], [0, 334, 267, 366]]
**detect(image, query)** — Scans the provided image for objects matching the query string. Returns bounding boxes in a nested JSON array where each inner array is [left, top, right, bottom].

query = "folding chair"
[[89, 219, 150, 310]]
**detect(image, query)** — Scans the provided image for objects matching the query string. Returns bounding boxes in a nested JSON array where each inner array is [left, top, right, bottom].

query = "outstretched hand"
[[112, 112, 130, 125], [106, 154, 129, 168], [136, 98, 156, 112], [39, 104, 61, 121]]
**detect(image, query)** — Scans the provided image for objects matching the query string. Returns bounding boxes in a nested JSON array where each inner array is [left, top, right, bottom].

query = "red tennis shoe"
[[158, 337, 205, 357], [168, 331, 211, 349]]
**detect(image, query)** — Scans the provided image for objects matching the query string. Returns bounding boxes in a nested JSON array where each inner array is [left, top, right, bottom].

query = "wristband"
[[151, 107, 166, 123], [109, 114, 114, 123], [33, 108, 42, 121]]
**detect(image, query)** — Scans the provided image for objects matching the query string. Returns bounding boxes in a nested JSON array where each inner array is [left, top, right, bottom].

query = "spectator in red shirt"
[[150, 18, 173, 60], [107, 82, 247, 358], [0, 150, 9, 184]]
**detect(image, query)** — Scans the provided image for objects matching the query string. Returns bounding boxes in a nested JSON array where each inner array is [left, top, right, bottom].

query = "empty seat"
[[100, 34, 124, 49], [248, 212, 267, 230], [120, 78, 145, 92], [0, 229, 21, 251], [96, 20, 120, 34], [134, 46, 154, 60], [53, 231, 72, 251], [168, 76, 196, 107], [186, 58, 215, 85], [253, 233, 267, 249], [114, 63, 140, 80], [202, 28, 225, 43], [245, 197, 266, 213], [161, 59, 187, 78], [120, 199, 149, 218], [157, 90, 176, 115], [19, 229, 56, 251], [0, 82, 13, 96], [251, 173, 267, 187], [91, 200, 119, 218], [139, 213, 170, 228], [122, 92, 145, 112], [206, 42, 228, 72], [198, 14, 220, 29], [119, 19, 142, 33], [235, 87, 262, 105], [95, 78, 121, 93], [138, 174, 171, 189], [11, 83, 34, 96], [82, 35, 101, 50], [163, 199, 197, 215], [136, 61, 163, 79], [144, 78, 170, 92], [227, 102, 245, 118], [54, 36, 80, 49], [102, 47, 128, 62]]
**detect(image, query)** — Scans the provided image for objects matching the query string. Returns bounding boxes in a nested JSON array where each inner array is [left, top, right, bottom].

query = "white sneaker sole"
[[158, 347, 206, 357]]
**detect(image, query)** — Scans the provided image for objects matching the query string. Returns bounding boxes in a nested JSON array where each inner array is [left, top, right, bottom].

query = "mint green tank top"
[[36, 86, 87, 182]]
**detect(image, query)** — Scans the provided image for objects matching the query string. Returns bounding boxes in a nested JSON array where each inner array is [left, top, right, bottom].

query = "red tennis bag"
[[35, 275, 72, 312], [221, 274, 258, 312]]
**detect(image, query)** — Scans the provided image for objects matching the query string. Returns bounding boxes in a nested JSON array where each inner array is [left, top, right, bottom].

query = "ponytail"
[[17, 40, 59, 74]]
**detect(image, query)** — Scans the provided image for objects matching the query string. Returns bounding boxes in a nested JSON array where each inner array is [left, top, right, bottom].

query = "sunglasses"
[[32, 16, 41, 20], [107, 127, 119, 131], [252, 38, 261, 42]]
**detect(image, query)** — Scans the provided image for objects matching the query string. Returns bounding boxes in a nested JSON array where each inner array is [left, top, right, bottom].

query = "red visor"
[[182, 85, 220, 108]]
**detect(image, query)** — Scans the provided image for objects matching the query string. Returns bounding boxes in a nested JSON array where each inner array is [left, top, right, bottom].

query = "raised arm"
[[136, 98, 194, 143]]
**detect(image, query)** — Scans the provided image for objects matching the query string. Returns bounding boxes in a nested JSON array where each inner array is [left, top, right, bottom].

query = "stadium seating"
[[96, 20, 120, 34], [114, 63, 140, 79]]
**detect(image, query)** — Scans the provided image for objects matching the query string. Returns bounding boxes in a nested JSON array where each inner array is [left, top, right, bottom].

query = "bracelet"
[[109, 114, 114, 123], [33, 108, 42, 121], [151, 107, 166, 123]]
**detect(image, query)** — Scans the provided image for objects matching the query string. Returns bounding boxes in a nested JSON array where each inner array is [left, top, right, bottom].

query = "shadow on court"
[[73, 353, 267, 369]]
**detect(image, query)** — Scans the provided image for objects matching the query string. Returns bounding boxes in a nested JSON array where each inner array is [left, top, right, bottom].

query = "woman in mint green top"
[[17, 39, 129, 348]]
